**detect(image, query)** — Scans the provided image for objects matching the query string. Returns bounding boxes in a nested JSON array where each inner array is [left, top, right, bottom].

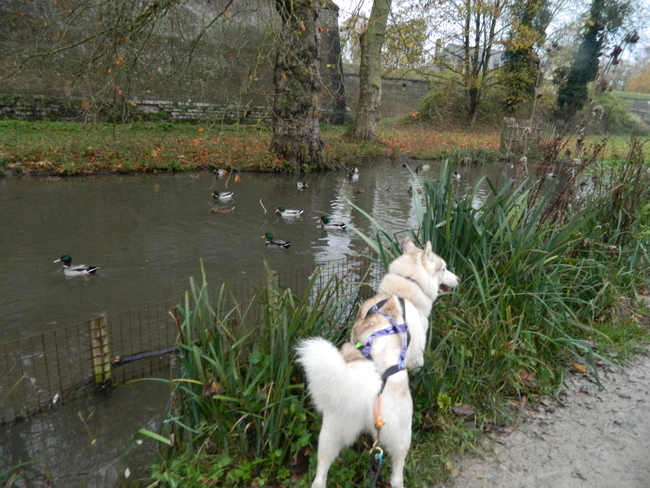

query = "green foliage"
[[555, 0, 633, 120], [419, 81, 506, 129], [152, 262, 368, 486], [382, 17, 428, 70], [500, 0, 550, 114], [591, 93, 650, 135], [365, 158, 649, 414]]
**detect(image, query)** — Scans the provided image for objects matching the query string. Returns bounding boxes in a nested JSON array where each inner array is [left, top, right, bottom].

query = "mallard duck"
[[296, 181, 308, 190], [452, 171, 461, 180], [215, 169, 229, 177], [355, 187, 365, 194], [351, 167, 359, 174], [415, 164, 430, 174], [54, 255, 99, 277], [212, 191, 234, 201], [335, 177, 345, 184], [317, 216, 347, 231], [262, 233, 291, 249], [348, 171, 359, 182], [212, 206, 235, 214], [276, 206, 304, 218]]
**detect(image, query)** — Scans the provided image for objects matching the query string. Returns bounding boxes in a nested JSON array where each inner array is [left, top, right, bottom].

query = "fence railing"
[[0, 256, 377, 425], [499, 117, 557, 160]]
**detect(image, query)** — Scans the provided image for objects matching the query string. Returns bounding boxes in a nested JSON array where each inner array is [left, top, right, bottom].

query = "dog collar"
[[396, 274, 425, 294]]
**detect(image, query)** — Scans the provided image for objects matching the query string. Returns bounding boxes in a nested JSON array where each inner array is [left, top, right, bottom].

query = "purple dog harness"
[[356, 297, 411, 392]]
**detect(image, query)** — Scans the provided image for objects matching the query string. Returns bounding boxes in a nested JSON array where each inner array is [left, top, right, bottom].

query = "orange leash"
[[373, 394, 386, 430]]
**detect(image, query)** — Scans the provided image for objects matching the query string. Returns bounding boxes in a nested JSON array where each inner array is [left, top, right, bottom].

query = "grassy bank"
[[1, 119, 646, 177], [0, 119, 504, 176]]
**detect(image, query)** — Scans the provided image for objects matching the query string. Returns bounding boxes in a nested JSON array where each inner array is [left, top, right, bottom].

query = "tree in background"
[[554, 0, 633, 121], [626, 46, 650, 93], [499, 0, 551, 115], [382, 16, 428, 71], [270, 0, 329, 169], [433, 0, 511, 127], [344, 0, 393, 142], [340, 14, 366, 64]]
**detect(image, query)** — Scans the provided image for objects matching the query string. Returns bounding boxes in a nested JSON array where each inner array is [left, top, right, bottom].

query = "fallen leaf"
[[572, 363, 587, 373], [451, 404, 475, 418]]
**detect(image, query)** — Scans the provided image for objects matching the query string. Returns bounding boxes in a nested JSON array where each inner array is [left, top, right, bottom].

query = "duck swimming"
[[296, 181, 308, 190], [348, 171, 359, 182], [212, 191, 234, 201], [276, 206, 304, 218], [54, 255, 99, 277], [212, 206, 235, 214], [262, 233, 291, 249], [317, 216, 347, 231]]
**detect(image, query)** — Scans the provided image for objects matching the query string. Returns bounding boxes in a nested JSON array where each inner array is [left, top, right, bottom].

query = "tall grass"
[[151, 262, 370, 486]]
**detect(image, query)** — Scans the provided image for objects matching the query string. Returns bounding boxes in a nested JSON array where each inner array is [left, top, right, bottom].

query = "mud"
[[445, 351, 650, 488]]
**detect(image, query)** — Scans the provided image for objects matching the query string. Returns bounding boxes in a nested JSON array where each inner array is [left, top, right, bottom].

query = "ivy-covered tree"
[[554, 0, 632, 121], [500, 0, 551, 114]]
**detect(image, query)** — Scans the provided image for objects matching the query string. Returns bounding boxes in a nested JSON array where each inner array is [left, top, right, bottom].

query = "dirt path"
[[445, 351, 650, 488]]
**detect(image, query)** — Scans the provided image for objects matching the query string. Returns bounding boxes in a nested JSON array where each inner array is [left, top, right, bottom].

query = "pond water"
[[0, 159, 517, 486], [0, 161, 517, 343]]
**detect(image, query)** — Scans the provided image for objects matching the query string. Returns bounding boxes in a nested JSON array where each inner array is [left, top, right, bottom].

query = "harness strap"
[[357, 297, 411, 393]]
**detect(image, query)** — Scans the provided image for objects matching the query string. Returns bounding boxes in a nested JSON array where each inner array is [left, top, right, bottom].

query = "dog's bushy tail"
[[296, 337, 382, 418]]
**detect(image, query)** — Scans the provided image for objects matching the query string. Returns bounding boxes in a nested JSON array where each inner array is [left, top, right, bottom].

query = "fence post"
[[89, 313, 112, 386]]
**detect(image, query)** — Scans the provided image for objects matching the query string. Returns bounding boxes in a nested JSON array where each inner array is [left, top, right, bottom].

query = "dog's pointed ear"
[[423, 241, 437, 265], [403, 237, 417, 253]]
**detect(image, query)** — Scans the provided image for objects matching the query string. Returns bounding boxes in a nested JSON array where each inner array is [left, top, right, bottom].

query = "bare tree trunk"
[[271, 0, 330, 170], [344, 0, 392, 142]]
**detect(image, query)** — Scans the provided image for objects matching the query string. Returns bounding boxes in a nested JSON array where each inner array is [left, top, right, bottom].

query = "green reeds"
[[153, 261, 369, 485]]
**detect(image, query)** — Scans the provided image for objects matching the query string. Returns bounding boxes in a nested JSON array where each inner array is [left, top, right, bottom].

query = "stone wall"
[[0, 0, 433, 125], [343, 75, 431, 118], [621, 97, 650, 124], [0, 75, 432, 124]]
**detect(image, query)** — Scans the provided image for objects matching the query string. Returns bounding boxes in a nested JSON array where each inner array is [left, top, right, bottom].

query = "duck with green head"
[[317, 216, 347, 231], [276, 206, 304, 218], [262, 233, 291, 249], [54, 255, 99, 277], [212, 191, 234, 201]]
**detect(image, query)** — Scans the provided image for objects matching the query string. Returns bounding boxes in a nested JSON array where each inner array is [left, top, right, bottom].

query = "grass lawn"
[[0, 118, 646, 176]]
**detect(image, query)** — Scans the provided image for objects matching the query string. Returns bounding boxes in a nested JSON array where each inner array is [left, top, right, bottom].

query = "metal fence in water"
[[0, 256, 376, 425]]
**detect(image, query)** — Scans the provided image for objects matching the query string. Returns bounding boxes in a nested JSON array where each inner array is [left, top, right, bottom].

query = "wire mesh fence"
[[0, 255, 378, 425]]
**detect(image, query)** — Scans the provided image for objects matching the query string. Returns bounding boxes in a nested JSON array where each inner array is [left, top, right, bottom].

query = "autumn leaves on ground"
[[0, 119, 500, 176]]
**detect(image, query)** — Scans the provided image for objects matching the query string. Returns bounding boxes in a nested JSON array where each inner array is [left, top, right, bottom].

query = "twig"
[[260, 199, 267, 213]]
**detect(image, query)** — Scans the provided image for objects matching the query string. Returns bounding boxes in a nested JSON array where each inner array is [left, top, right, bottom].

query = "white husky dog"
[[296, 237, 459, 488]]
